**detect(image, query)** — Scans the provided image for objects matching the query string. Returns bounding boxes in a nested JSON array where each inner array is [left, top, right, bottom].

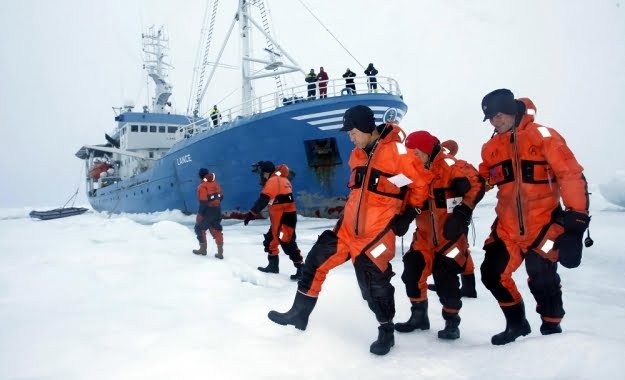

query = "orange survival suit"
[[298, 123, 432, 323], [246, 163, 303, 274], [479, 97, 589, 329], [194, 170, 224, 252]]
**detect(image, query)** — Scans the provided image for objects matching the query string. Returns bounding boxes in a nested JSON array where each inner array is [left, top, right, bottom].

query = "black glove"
[[449, 177, 471, 196], [243, 211, 254, 226], [391, 207, 419, 237], [555, 210, 590, 269], [443, 203, 472, 241]]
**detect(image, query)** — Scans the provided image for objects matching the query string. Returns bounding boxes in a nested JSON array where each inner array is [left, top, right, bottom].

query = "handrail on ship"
[[175, 75, 401, 140]]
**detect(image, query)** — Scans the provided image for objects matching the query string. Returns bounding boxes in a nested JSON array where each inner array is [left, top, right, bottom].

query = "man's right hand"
[[243, 211, 254, 226], [391, 207, 419, 237]]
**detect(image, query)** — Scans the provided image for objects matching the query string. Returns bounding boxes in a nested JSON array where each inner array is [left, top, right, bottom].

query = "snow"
[[600, 171, 625, 209], [1, 188, 624, 380]]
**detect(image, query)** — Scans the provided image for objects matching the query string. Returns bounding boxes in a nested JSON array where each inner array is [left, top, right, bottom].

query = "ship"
[[75, 0, 408, 218]]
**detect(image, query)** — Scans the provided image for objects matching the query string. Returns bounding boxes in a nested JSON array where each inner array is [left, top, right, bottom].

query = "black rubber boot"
[[370, 323, 395, 356], [192, 242, 207, 256], [268, 291, 318, 330], [540, 320, 562, 335], [491, 301, 532, 345], [214, 244, 224, 260], [290, 263, 302, 281], [394, 300, 430, 333], [460, 274, 477, 298], [258, 255, 279, 273], [427, 283, 437, 291], [438, 311, 461, 340]]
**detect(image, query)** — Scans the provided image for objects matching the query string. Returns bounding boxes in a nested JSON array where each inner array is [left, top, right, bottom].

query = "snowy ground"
[[1, 186, 624, 380]]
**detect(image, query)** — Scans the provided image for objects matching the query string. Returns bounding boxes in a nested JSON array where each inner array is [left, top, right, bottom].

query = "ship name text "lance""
[[176, 154, 192, 165]]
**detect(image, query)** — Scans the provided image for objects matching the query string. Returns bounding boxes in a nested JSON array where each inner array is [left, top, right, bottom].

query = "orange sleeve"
[[261, 176, 280, 199], [540, 127, 589, 212], [198, 184, 208, 202], [451, 160, 485, 209], [479, 144, 495, 191], [401, 154, 433, 208]]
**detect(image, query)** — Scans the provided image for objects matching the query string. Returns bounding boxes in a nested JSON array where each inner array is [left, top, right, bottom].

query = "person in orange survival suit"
[[395, 131, 485, 340], [267, 105, 433, 356], [193, 168, 224, 259], [243, 161, 304, 280], [479, 89, 591, 345], [427, 139, 479, 298]]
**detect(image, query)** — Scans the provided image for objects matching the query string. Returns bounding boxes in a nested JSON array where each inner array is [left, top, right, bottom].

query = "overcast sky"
[[1, 0, 623, 208]]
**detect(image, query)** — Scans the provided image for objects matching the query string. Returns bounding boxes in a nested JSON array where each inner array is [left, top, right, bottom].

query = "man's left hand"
[[443, 203, 472, 241], [243, 212, 254, 226]]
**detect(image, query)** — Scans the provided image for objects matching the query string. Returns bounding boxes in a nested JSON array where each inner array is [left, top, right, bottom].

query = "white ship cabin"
[[76, 108, 204, 196], [112, 110, 201, 176]]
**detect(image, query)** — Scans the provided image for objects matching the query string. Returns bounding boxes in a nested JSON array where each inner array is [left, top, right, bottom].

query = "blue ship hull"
[[88, 94, 407, 217]]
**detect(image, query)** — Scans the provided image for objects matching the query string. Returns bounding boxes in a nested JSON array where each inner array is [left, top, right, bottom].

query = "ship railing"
[[175, 75, 401, 140]]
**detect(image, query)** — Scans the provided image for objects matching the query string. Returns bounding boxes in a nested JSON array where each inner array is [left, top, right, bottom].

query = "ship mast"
[[142, 26, 173, 114], [240, 0, 254, 115], [192, 0, 304, 117]]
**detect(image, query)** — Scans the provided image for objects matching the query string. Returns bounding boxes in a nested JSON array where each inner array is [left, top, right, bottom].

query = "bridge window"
[[149, 151, 154, 158], [159, 126, 166, 133], [168, 126, 178, 133], [131, 125, 138, 132], [140, 125, 148, 133], [150, 125, 157, 133], [304, 138, 342, 167]]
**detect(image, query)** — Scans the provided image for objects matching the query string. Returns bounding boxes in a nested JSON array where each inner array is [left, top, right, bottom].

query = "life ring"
[[341, 88, 354, 96]]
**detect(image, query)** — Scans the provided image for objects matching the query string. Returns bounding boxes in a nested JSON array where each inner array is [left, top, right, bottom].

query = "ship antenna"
[[142, 26, 174, 114]]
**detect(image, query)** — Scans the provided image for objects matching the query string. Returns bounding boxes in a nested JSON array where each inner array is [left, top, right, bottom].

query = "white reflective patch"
[[396, 142, 407, 155], [388, 173, 413, 187], [275, 171, 282, 177], [397, 130, 406, 142], [537, 126, 551, 137], [279, 231, 284, 239], [527, 108, 536, 116], [318, 124, 343, 130], [308, 117, 343, 125], [446, 197, 462, 213], [370, 243, 387, 258], [442, 146, 450, 154], [541, 239, 554, 253], [293, 109, 348, 120], [446, 247, 460, 259], [444, 158, 455, 166]]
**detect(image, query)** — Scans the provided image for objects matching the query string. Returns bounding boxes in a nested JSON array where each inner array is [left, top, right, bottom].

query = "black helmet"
[[198, 168, 209, 178], [259, 161, 275, 174]]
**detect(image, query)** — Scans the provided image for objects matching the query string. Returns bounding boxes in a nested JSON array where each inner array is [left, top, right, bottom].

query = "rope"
[[297, 0, 365, 71], [61, 164, 85, 209], [297, 0, 389, 93]]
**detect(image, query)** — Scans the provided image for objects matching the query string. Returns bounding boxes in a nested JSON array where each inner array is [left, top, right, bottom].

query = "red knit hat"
[[405, 131, 440, 156]]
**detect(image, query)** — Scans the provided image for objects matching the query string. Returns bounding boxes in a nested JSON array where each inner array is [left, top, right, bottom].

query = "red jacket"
[[316, 71, 329, 88]]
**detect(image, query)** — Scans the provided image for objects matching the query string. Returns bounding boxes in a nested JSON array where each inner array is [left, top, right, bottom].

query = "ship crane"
[[188, 0, 304, 118]]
